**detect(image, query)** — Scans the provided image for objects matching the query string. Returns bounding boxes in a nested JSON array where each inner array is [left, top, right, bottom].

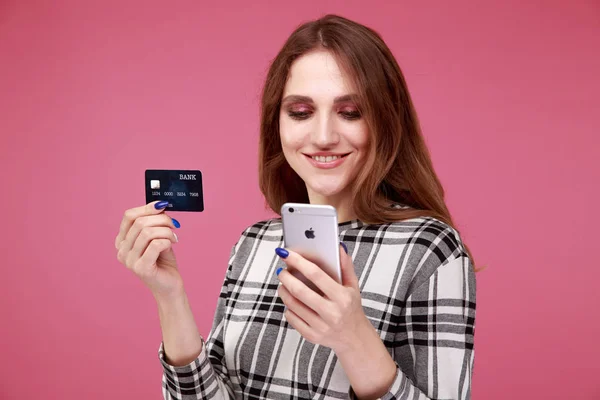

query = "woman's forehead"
[[283, 50, 357, 100]]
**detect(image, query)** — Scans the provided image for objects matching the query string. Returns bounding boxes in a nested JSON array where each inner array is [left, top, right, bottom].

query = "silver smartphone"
[[281, 203, 342, 294]]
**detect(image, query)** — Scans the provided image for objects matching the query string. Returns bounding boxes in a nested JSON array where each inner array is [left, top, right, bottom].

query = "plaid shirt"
[[159, 215, 476, 399]]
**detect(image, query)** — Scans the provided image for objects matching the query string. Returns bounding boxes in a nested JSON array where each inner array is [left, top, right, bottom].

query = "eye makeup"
[[283, 100, 362, 121]]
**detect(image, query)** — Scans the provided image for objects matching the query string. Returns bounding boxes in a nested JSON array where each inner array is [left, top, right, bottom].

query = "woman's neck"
[[307, 188, 357, 223]]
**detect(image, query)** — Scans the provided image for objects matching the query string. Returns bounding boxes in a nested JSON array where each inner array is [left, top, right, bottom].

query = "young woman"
[[115, 14, 476, 400]]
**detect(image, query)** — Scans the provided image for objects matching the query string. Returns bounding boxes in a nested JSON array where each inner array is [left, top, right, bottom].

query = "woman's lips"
[[304, 153, 349, 169]]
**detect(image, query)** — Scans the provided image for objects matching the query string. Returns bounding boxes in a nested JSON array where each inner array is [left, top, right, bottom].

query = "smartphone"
[[281, 203, 342, 294]]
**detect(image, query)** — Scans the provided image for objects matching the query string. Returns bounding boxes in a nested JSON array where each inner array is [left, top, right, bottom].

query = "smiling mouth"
[[305, 153, 350, 162]]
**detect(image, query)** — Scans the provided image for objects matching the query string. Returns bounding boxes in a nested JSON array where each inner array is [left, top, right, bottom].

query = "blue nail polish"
[[172, 218, 181, 228], [275, 247, 289, 258], [276, 267, 283, 276], [340, 242, 348, 254], [155, 201, 169, 210]]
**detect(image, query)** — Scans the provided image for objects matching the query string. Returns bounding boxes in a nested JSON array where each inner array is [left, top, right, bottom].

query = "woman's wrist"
[[153, 286, 187, 308], [155, 290, 204, 367], [333, 314, 376, 355], [335, 317, 397, 399]]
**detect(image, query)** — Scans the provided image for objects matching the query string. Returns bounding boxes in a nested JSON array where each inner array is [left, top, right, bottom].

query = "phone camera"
[[289, 207, 295, 213]]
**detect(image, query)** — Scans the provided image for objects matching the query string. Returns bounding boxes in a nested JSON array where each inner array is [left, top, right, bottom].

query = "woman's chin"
[[307, 182, 349, 200]]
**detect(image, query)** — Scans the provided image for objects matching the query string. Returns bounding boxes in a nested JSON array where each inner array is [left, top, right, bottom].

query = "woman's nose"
[[311, 114, 339, 147]]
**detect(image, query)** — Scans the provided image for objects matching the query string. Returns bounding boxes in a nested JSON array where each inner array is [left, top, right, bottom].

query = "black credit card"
[[145, 169, 204, 212]]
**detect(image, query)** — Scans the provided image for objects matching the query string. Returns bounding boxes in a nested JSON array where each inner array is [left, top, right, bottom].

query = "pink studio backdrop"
[[1, 1, 598, 399]]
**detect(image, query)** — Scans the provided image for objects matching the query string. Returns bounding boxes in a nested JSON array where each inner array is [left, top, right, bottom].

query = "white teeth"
[[312, 155, 341, 162]]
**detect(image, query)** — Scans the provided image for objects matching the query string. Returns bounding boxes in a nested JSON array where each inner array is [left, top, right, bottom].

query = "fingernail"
[[340, 242, 348, 254], [275, 247, 289, 258], [173, 233, 178, 242], [155, 201, 169, 210], [172, 218, 181, 228], [276, 267, 283, 276]]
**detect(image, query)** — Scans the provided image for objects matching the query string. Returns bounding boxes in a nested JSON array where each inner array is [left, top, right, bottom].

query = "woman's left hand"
[[275, 243, 371, 353]]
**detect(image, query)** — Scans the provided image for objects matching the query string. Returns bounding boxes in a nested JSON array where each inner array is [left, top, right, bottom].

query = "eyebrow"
[[281, 94, 359, 104]]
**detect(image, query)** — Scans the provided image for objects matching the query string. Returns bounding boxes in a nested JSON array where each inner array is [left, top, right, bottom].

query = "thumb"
[[339, 242, 358, 289], [159, 246, 177, 266]]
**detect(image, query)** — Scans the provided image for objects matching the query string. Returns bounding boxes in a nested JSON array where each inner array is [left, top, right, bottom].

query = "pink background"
[[1, 1, 598, 398]]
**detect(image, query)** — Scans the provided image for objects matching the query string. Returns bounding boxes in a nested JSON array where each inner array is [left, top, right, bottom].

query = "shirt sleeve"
[[351, 254, 476, 400], [158, 245, 239, 400]]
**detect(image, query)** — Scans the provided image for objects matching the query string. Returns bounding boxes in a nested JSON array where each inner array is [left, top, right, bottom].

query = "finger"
[[278, 284, 326, 331], [283, 308, 318, 344], [277, 267, 331, 316], [115, 201, 170, 249], [339, 243, 359, 289], [133, 238, 173, 277], [129, 226, 178, 263], [279, 249, 341, 300], [121, 213, 178, 255]]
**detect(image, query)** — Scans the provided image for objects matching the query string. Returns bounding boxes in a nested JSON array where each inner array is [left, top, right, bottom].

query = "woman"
[[115, 14, 476, 400]]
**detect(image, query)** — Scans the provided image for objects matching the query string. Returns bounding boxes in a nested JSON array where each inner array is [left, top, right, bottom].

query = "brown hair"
[[258, 14, 480, 270]]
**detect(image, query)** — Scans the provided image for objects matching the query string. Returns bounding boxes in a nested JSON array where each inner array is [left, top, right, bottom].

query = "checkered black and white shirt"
[[159, 215, 476, 399]]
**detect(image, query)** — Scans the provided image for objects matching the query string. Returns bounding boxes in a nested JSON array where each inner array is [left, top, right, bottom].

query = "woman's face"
[[279, 50, 369, 202]]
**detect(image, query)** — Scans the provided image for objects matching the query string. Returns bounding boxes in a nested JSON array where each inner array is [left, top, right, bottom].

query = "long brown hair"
[[259, 14, 480, 270]]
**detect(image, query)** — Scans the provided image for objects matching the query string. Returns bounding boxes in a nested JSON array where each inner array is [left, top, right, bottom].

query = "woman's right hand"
[[115, 201, 183, 300]]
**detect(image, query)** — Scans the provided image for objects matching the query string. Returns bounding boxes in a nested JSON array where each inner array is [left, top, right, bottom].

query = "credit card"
[[145, 169, 204, 212]]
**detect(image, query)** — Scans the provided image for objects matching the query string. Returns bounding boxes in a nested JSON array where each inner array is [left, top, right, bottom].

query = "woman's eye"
[[340, 110, 361, 120], [288, 111, 311, 120], [286, 108, 360, 121]]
